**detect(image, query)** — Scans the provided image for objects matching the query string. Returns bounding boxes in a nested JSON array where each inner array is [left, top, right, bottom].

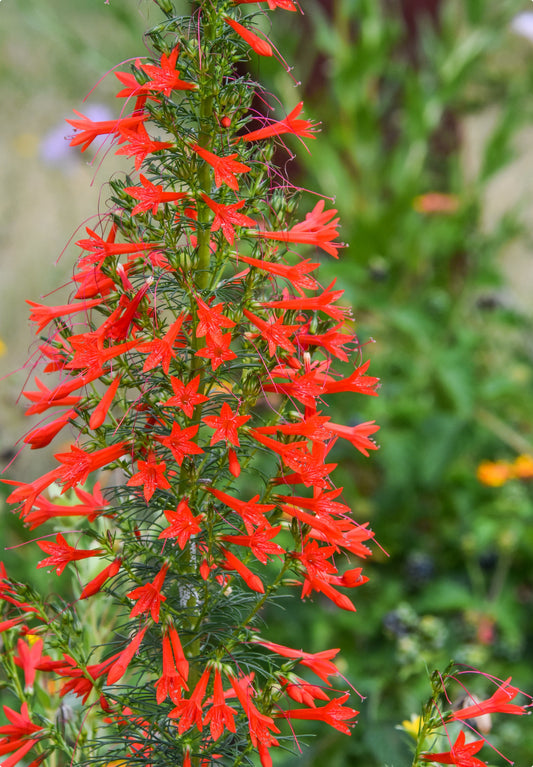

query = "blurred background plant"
[[2, 0, 533, 764]]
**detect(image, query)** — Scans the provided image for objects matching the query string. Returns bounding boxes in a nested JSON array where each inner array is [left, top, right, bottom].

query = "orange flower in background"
[[511, 453, 533, 479], [476, 460, 511, 487], [477, 454, 533, 486], [413, 192, 460, 214]]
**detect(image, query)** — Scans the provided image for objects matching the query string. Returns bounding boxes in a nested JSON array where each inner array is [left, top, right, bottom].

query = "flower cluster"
[[1, 2, 380, 766]]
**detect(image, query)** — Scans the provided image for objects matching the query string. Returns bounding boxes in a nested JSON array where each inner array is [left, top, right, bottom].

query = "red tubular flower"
[[420, 731, 486, 767], [117, 45, 196, 98], [302, 574, 357, 612], [237, 254, 319, 292], [167, 624, 190, 680], [23, 373, 98, 415], [195, 296, 236, 341], [250, 430, 336, 488], [254, 639, 340, 685], [24, 409, 77, 450], [38, 653, 119, 702], [243, 309, 298, 357], [0, 703, 44, 767], [223, 17, 273, 57], [221, 525, 284, 564], [37, 534, 103, 576], [227, 674, 280, 766], [75, 224, 161, 263], [275, 692, 358, 735], [55, 441, 129, 492], [219, 548, 265, 593], [107, 625, 149, 685], [321, 359, 380, 396], [156, 422, 204, 465], [127, 563, 169, 622], [238, 102, 317, 143], [162, 374, 209, 417], [66, 111, 145, 152], [0, 618, 27, 634], [325, 420, 380, 457], [254, 200, 341, 257], [169, 666, 211, 734], [203, 402, 251, 446], [195, 332, 237, 370], [79, 557, 122, 600], [4, 469, 63, 517], [261, 280, 347, 321], [296, 324, 356, 362], [73, 261, 134, 299], [26, 298, 104, 334], [204, 668, 237, 741], [101, 281, 153, 341], [201, 194, 257, 244], [116, 123, 173, 169], [23, 482, 111, 530], [159, 499, 203, 549], [127, 451, 171, 502], [65, 333, 140, 373], [137, 314, 186, 374], [191, 144, 250, 191], [14, 637, 45, 691], [125, 174, 187, 216], [234, 0, 296, 10], [156, 627, 189, 705], [279, 675, 330, 707], [450, 677, 528, 720], [205, 487, 275, 533], [89, 374, 122, 429]]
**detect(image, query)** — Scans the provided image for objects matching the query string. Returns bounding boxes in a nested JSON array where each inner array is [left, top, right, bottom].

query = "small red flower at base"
[[420, 731, 486, 767]]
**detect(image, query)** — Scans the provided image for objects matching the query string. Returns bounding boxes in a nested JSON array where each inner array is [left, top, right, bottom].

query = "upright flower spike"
[[2, 2, 397, 766]]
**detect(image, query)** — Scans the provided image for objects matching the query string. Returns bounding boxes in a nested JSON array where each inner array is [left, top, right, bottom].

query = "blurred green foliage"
[[2, 0, 533, 765], [261, 0, 533, 764]]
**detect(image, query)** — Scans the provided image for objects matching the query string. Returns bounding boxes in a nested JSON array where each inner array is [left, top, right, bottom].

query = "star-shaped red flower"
[[203, 402, 251, 446]]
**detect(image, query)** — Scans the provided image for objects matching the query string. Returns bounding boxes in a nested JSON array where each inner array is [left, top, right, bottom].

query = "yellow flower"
[[400, 714, 422, 739]]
